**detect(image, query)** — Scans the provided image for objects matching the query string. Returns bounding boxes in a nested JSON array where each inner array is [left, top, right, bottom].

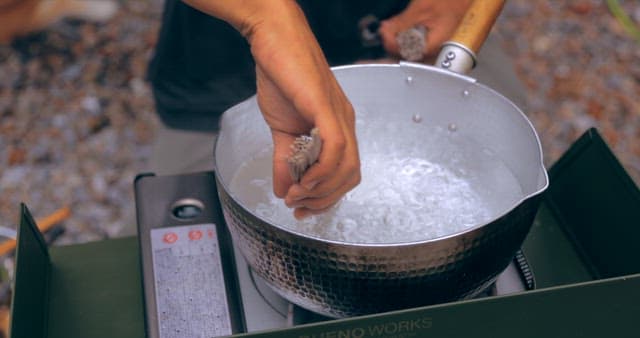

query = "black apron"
[[147, 0, 408, 131]]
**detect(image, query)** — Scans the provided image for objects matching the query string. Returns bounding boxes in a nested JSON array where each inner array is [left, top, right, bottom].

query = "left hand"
[[378, 0, 472, 61]]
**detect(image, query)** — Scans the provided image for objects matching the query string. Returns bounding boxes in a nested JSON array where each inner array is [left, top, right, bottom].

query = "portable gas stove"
[[137, 169, 531, 337], [135, 168, 535, 336], [8, 128, 640, 338], [130, 129, 589, 338]]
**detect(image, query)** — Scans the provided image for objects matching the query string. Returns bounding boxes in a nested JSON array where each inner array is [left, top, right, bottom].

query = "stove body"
[[9, 129, 640, 338], [129, 128, 640, 336]]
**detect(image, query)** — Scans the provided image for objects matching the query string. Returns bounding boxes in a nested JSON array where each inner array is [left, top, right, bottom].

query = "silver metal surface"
[[214, 63, 548, 318], [436, 42, 477, 74]]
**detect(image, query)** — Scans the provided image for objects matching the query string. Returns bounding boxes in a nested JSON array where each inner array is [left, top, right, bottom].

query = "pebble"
[[0, 0, 160, 252], [496, 0, 640, 183], [0, 167, 28, 189]]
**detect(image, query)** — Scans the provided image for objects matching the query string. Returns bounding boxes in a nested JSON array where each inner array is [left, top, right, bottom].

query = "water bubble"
[[482, 148, 495, 156], [342, 218, 357, 229], [448, 123, 458, 132], [412, 114, 423, 123], [229, 122, 524, 244]]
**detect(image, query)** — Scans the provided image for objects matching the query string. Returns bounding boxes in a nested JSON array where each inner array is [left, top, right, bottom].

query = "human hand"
[[378, 0, 472, 61], [250, 4, 361, 219], [184, 0, 361, 219]]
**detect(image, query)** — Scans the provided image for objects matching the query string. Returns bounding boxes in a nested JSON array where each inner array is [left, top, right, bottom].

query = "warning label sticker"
[[151, 224, 232, 338]]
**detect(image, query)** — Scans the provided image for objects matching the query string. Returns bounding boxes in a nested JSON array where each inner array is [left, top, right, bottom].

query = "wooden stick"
[[0, 206, 71, 256], [449, 0, 506, 53], [0, 306, 9, 338]]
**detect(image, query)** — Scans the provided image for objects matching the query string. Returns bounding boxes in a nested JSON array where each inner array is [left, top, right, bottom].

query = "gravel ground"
[[0, 0, 162, 245], [499, 0, 640, 174], [0, 0, 639, 247]]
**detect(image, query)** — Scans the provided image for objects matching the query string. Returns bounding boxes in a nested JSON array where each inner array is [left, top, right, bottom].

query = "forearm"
[[180, 0, 300, 38]]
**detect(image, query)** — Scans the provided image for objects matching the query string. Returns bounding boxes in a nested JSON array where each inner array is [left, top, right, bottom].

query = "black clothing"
[[147, 0, 408, 131]]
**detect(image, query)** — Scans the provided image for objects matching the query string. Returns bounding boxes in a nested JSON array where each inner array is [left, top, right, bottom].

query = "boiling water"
[[228, 110, 524, 244]]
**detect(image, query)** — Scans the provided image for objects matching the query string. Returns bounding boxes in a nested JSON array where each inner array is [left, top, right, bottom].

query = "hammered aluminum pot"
[[213, 0, 548, 318], [213, 64, 548, 318]]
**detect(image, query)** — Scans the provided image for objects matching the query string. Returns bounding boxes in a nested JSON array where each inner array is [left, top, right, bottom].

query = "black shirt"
[[147, 0, 408, 131]]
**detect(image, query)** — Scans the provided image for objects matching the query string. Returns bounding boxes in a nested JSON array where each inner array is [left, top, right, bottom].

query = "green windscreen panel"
[[46, 237, 146, 338], [10, 204, 51, 338], [10, 204, 146, 338], [546, 128, 640, 278]]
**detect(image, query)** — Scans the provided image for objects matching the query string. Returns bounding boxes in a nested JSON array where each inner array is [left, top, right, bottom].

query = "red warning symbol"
[[189, 230, 203, 241], [163, 232, 178, 244], [207, 229, 214, 238]]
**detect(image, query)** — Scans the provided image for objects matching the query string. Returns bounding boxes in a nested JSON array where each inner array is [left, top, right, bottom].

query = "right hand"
[[184, 0, 361, 219]]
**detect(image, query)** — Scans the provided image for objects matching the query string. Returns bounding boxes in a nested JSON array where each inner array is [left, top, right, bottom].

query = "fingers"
[[298, 120, 346, 190], [261, 67, 353, 201], [268, 92, 359, 208], [284, 125, 361, 219], [274, 122, 359, 217], [287, 167, 361, 220], [285, 150, 359, 207], [378, 14, 406, 56], [378, 0, 473, 58], [258, 60, 360, 218], [380, 14, 439, 59]]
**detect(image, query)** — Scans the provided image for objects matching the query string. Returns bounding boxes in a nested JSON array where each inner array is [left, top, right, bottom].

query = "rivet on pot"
[[446, 51, 456, 60], [405, 76, 413, 84]]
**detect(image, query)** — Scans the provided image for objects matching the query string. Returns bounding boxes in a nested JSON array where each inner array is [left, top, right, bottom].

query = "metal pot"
[[213, 0, 548, 317]]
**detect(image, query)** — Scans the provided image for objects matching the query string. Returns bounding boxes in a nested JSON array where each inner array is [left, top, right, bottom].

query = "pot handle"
[[435, 0, 505, 74]]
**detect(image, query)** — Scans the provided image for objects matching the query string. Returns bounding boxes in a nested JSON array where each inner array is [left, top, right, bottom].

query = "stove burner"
[[474, 283, 498, 298], [514, 249, 536, 290], [248, 266, 328, 327], [241, 251, 535, 329], [247, 266, 288, 318]]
